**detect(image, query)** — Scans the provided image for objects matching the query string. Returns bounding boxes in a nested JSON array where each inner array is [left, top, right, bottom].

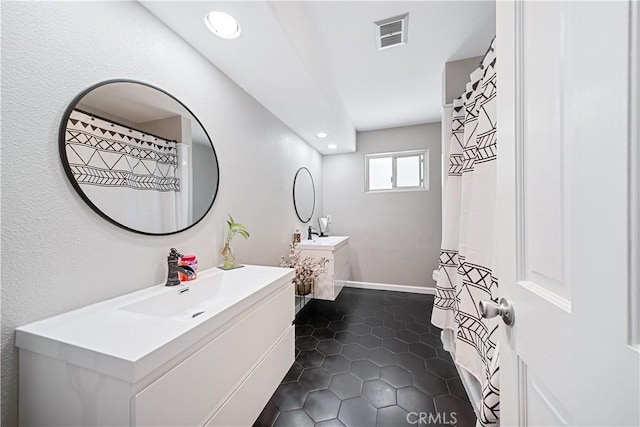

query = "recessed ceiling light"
[[328, 144, 338, 150], [205, 11, 241, 40], [316, 132, 328, 138]]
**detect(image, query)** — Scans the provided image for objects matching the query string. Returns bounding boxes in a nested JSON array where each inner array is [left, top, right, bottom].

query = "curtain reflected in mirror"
[[59, 80, 219, 235]]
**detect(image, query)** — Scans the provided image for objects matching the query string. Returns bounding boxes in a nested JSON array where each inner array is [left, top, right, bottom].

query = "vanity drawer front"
[[133, 283, 294, 426]]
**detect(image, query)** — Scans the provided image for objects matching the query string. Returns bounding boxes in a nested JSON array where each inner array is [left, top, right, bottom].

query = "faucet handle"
[[168, 248, 183, 260]]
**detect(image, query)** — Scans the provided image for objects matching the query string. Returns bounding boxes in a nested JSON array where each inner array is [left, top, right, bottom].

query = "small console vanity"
[[16, 265, 295, 426], [297, 236, 350, 301]]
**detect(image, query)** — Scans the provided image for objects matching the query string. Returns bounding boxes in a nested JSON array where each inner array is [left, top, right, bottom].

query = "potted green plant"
[[221, 215, 249, 269], [280, 242, 329, 295]]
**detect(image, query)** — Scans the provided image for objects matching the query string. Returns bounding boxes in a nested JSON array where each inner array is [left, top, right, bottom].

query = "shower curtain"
[[65, 109, 183, 233], [431, 38, 499, 427]]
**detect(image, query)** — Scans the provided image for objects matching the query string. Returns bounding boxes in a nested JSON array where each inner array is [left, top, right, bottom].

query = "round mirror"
[[293, 167, 315, 223], [59, 80, 219, 235]]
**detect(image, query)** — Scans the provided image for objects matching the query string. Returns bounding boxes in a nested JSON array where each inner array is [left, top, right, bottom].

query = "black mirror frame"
[[293, 167, 315, 223], [59, 79, 220, 236]]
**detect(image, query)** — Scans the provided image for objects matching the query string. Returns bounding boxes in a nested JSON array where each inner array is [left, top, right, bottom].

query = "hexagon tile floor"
[[254, 288, 477, 427]]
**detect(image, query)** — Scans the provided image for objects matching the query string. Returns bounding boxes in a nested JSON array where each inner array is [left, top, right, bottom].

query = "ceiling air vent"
[[374, 13, 408, 51]]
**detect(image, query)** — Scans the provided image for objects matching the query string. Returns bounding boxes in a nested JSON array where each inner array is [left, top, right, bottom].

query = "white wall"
[[443, 56, 483, 105], [0, 2, 322, 425], [323, 123, 442, 288]]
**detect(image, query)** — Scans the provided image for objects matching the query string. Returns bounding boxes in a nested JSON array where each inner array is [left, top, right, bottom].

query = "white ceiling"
[[140, 1, 495, 154]]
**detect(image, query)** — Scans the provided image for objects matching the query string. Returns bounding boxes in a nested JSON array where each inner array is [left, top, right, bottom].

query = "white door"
[[495, 1, 640, 426]]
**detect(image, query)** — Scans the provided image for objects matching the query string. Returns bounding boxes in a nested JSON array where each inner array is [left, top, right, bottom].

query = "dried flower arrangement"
[[280, 242, 329, 295]]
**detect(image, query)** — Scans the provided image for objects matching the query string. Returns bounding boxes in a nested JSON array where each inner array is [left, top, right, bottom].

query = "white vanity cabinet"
[[297, 236, 350, 301], [16, 265, 295, 426]]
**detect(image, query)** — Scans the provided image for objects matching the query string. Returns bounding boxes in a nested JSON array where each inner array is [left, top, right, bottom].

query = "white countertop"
[[297, 235, 350, 251], [15, 265, 294, 383]]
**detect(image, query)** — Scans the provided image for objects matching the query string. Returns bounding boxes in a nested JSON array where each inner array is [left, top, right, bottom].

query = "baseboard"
[[343, 281, 436, 295]]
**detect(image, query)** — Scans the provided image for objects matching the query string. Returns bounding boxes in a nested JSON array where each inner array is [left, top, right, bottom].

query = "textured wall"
[[0, 2, 322, 424], [323, 123, 442, 287]]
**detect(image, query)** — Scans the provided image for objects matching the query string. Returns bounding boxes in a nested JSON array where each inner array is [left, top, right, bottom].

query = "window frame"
[[364, 149, 428, 193]]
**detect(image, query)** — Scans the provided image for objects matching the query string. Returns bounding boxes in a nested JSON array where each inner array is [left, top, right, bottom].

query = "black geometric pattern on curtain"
[[65, 109, 180, 192], [432, 37, 500, 427]]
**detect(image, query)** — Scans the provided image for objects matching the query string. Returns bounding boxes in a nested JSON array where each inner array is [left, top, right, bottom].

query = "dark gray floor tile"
[[296, 335, 320, 351], [299, 367, 332, 391], [313, 327, 336, 340], [351, 359, 381, 381], [272, 382, 309, 411], [395, 352, 427, 373], [447, 377, 470, 402], [376, 405, 411, 427], [433, 395, 476, 427], [324, 311, 344, 321], [395, 329, 419, 344], [384, 305, 404, 315], [334, 331, 360, 344], [349, 323, 372, 336], [384, 319, 405, 330], [273, 409, 314, 427], [353, 308, 375, 317], [297, 349, 325, 368], [408, 342, 437, 359], [368, 348, 396, 367], [394, 314, 415, 324], [363, 316, 384, 327], [406, 322, 429, 333], [372, 326, 395, 339], [303, 389, 342, 422], [329, 373, 363, 400], [436, 347, 455, 363], [383, 338, 409, 354], [376, 311, 397, 322], [253, 400, 279, 427], [412, 371, 449, 397], [329, 320, 349, 332], [342, 314, 364, 324], [358, 334, 383, 349], [427, 358, 459, 380], [341, 343, 368, 360], [282, 362, 303, 383], [362, 379, 397, 408], [338, 397, 377, 427], [296, 324, 314, 337], [315, 419, 346, 427], [396, 386, 436, 414], [312, 318, 330, 328], [380, 365, 413, 388], [322, 354, 351, 374], [419, 332, 443, 348], [317, 339, 342, 356]]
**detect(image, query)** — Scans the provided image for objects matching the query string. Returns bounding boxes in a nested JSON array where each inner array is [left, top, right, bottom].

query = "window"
[[365, 149, 428, 192]]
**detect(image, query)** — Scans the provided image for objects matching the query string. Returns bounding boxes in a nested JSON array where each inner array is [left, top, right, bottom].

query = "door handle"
[[479, 297, 515, 326]]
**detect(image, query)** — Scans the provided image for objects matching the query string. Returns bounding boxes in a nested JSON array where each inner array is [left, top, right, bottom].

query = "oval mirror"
[[293, 167, 315, 223], [59, 80, 219, 235]]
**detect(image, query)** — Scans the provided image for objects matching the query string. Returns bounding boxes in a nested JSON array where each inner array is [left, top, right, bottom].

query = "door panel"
[[497, 1, 639, 425], [521, 1, 567, 299], [521, 360, 570, 427]]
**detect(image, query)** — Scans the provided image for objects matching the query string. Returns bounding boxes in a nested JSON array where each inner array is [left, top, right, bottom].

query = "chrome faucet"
[[165, 248, 195, 287], [308, 226, 319, 241]]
